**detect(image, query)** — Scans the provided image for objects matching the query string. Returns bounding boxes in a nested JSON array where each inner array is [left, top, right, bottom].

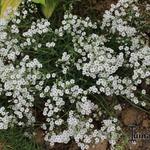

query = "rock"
[[142, 119, 150, 128], [88, 140, 108, 150], [121, 107, 139, 126]]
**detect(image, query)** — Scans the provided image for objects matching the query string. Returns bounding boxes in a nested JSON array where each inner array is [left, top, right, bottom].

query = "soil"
[[73, 0, 118, 20], [0, 143, 4, 150], [89, 140, 108, 150]]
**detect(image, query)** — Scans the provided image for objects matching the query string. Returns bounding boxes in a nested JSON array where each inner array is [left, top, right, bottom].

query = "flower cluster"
[[0, 107, 13, 130], [0, 0, 149, 149]]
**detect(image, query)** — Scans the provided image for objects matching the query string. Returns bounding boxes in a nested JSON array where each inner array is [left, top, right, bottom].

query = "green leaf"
[[32, 0, 46, 6], [42, 0, 59, 19], [0, 0, 22, 19]]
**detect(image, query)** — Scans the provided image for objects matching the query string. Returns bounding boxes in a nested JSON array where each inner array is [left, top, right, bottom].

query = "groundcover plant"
[[0, 0, 150, 149]]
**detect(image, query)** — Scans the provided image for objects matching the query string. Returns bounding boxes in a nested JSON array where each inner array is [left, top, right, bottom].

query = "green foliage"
[[32, 0, 46, 6], [32, 0, 59, 18], [42, 0, 59, 18], [0, 0, 21, 19], [0, 128, 42, 150]]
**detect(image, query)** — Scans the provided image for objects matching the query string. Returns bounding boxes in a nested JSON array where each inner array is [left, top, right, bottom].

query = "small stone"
[[121, 107, 139, 126], [88, 140, 108, 150], [142, 120, 150, 128]]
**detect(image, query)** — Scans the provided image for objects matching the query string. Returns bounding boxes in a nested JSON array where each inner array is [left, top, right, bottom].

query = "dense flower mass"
[[0, 0, 149, 149]]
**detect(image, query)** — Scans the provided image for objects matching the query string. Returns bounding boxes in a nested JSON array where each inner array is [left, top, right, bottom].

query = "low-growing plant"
[[0, 0, 149, 150]]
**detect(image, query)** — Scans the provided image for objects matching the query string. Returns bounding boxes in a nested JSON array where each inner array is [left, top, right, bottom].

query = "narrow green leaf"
[[42, 0, 59, 19], [32, 0, 46, 6], [0, 0, 21, 19]]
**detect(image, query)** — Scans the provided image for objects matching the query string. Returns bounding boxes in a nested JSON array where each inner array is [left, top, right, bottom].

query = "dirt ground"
[[73, 0, 118, 19]]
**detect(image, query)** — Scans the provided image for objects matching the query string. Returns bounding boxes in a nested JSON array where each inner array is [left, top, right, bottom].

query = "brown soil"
[[0, 143, 4, 150], [73, 0, 118, 19]]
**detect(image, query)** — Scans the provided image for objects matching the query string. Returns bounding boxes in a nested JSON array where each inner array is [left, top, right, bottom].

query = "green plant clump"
[[0, 0, 149, 149]]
